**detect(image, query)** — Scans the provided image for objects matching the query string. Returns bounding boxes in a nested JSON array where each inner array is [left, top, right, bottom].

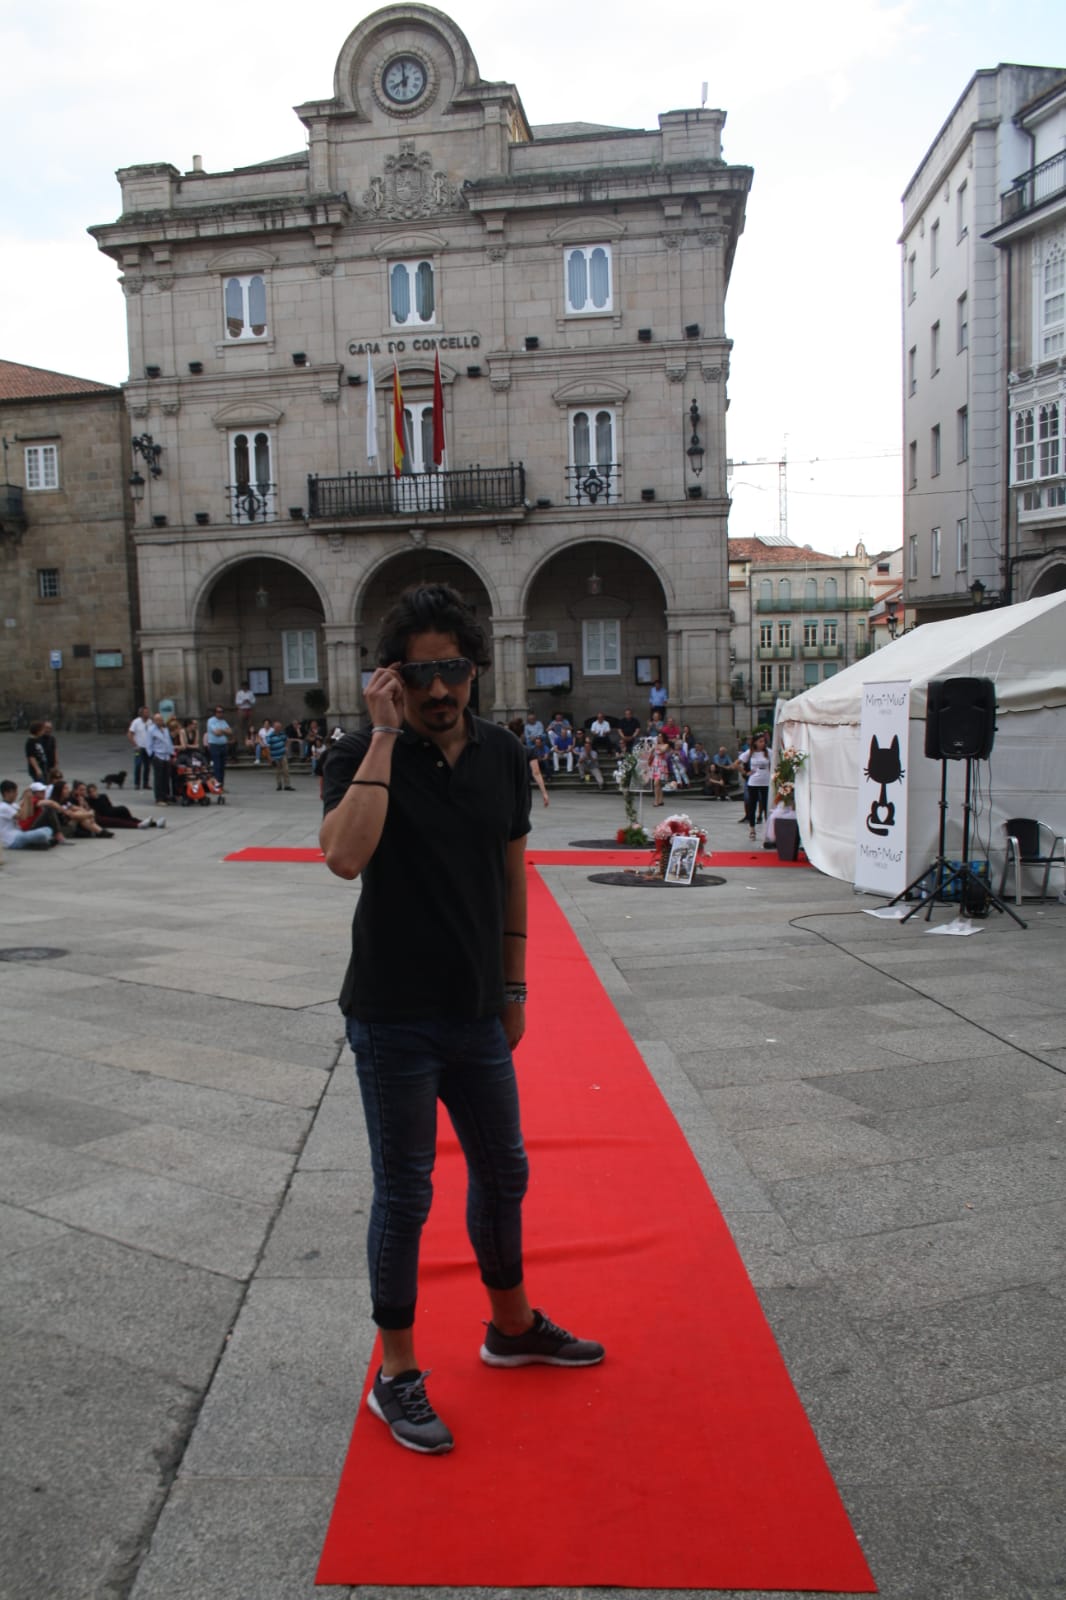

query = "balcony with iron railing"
[[308, 464, 527, 522], [755, 594, 870, 613], [1001, 149, 1066, 223]]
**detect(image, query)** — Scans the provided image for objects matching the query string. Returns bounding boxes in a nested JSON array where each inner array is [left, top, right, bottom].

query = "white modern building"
[[900, 63, 1064, 626], [986, 73, 1066, 604]]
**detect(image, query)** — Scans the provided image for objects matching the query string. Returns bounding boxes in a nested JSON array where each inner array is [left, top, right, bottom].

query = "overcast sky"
[[2, 0, 1062, 555]]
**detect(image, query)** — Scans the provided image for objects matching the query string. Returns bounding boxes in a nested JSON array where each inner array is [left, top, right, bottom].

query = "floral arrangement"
[[772, 744, 808, 806], [614, 750, 650, 846], [651, 812, 708, 876]]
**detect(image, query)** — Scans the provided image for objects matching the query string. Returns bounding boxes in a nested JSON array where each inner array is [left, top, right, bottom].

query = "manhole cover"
[[570, 838, 650, 850], [0, 947, 69, 962], [587, 873, 725, 889]]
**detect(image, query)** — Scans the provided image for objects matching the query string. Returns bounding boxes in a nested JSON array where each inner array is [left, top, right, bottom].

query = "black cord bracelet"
[[504, 930, 527, 939], [350, 779, 390, 791]]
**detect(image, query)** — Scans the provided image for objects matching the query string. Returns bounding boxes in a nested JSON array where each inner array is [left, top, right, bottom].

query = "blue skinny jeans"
[[347, 1016, 529, 1329]]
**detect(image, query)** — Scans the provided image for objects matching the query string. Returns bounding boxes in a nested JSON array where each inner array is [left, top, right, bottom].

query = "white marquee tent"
[[775, 590, 1066, 889]]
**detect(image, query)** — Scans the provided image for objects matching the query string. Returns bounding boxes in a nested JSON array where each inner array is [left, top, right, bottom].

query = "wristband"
[[350, 779, 389, 791], [504, 990, 527, 1006], [371, 725, 404, 736]]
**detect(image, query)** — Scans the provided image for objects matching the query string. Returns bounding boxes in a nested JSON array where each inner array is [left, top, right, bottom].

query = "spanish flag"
[[392, 365, 406, 479]]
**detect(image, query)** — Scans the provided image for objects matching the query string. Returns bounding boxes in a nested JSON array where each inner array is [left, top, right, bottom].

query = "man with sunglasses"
[[321, 583, 603, 1456]]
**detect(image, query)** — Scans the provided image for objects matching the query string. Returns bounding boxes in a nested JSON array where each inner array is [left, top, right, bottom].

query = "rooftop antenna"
[[700, 82, 708, 107]]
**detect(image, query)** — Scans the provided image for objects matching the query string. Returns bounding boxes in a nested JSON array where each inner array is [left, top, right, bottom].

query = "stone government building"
[[90, 3, 751, 729]]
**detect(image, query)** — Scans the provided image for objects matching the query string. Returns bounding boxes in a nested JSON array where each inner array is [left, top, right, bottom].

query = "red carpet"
[[226, 846, 808, 868], [315, 867, 874, 1592]]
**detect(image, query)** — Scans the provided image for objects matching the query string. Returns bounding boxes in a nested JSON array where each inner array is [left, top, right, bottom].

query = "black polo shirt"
[[322, 715, 531, 1021]]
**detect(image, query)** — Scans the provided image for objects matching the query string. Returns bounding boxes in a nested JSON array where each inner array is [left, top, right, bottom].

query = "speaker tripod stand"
[[889, 757, 1027, 928]]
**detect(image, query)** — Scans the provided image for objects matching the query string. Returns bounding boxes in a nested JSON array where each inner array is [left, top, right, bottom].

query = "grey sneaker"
[[480, 1309, 605, 1368], [367, 1368, 454, 1454]]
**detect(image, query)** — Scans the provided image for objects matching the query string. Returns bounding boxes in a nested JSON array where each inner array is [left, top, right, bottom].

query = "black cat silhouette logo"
[[864, 734, 904, 837]]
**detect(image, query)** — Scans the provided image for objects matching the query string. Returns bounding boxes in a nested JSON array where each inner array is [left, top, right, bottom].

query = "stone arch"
[[354, 544, 498, 715], [194, 553, 331, 727], [1026, 559, 1066, 600], [519, 533, 674, 615], [521, 537, 672, 727]]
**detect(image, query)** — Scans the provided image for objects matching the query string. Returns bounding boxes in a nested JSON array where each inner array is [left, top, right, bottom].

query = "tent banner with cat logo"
[[854, 681, 910, 894]]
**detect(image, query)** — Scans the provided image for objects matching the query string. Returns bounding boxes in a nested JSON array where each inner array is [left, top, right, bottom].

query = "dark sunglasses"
[[398, 657, 473, 690]]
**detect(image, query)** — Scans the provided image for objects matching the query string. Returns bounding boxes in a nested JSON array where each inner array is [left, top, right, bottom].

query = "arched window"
[[229, 430, 276, 522], [824, 576, 838, 606], [778, 578, 791, 604], [224, 274, 268, 340], [565, 245, 613, 313], [805, 577, 817, 604], [760, 578, 772, 605]]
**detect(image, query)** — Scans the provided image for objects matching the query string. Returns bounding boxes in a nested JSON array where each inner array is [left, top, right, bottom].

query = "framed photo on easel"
[[665, 834, 699, 885]]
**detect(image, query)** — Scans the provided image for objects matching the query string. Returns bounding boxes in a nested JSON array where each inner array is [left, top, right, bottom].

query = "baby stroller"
[[176, 753, 212, 807]]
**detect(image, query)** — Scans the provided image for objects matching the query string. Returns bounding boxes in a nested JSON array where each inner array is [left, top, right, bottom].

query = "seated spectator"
[[618, 707, 642, 752], [528, 735, 553, 777], [0, 780, 57, 850], [302, 719, 323, 760], [285, 718, 306, 760], [82, 782, 165, 829], [546, 710, 571, 744], [711, 746, 740, 796], [687, 740, 710, 781], [508, 719, 550, 808], [589, 712, 620, 754], [44, 779, 114, 838], [646, 712, 665, 740], [523, 712, 545, 746], [574, 730, 604, 788], [552, 724, 575, 773], [665, 740, 689, 788], [661, 714, 681, 741]]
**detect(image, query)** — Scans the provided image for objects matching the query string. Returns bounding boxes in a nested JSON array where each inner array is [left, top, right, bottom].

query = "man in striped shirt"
[[264, 721, 295, 790]]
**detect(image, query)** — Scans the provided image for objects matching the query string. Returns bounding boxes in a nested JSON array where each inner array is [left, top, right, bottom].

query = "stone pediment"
[[551, 376, 630, 407], [359, 142, 465, 221], [547, 216, 626, 242], [212, 399, 285, 429]]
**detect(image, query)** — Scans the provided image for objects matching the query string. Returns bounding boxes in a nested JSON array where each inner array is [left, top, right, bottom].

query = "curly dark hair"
[[376, 583, 491, 668]]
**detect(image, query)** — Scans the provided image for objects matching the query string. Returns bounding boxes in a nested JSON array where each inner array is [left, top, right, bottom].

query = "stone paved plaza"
[[1, 729, 1064, 1600]]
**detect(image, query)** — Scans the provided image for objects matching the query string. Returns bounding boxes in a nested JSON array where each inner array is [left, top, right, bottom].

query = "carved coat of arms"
[[361, 142, 463, 220]]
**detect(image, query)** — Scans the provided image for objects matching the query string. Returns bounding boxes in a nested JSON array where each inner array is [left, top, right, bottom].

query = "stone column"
[[323, 623, 360, 724], [490, 613, 527, 722]]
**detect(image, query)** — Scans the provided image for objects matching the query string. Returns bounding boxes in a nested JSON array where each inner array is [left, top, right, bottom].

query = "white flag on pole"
[[365, 352, 378, 466]]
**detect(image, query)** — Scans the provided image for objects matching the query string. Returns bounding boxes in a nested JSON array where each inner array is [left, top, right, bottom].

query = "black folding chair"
[[998, 818, 1066, 904]]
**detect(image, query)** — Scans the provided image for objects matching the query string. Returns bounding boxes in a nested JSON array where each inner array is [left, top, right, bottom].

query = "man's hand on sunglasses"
[[365, 663, 406, 727]]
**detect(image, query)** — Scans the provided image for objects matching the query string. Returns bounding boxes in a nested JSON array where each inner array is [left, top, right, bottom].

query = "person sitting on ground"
[[0, 781, 57, 850], [551, 723, 575, 773], [522, 711, 545, 747], [46, 779, 114, 838], [574, 729, 604, 788], [589, 712, 620, 754], [618, 707, 642, 753], [82, 782, 166, 829]]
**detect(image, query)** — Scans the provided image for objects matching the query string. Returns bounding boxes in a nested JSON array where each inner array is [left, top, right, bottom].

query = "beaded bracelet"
[[371, 725, 404, 736]]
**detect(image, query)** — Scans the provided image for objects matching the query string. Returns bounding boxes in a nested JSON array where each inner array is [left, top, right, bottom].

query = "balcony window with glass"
[[776, 664, 791, 693], [931, 526, 941, 578], [908, 346, 917, 396], [957, 406, 968, 462], [957, 293, 968, 352], [564, 245, 613, 314], [824, 577, 838, 606], [1043, 249, 1064, 359], [803, 620, 818, 648], [760, 621, 773, 648], [908, 534, 918, 580], [908, 440, 917, 489], [823, 620, 838, 647], [931, 424, 941, 478], [956, 516, 968, 572], [778, 621, 791, 649], [778, 578, 791, 605], [1014, 408, 1035, 482], [930, 321, 940, 375], [1038, 402, 1061, 479], [568, 407, 618, 504], [956, 180, 967, 240], [224, 274, 267, 341], [229, 429, 276, 523], [759, 663, 774, 693], [390, 260, 436, 328]]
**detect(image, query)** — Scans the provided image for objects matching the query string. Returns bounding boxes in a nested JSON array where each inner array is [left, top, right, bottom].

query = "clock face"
[[382, 55, 427, 104]]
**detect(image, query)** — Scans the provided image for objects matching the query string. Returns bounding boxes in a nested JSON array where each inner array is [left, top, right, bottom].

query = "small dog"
[[102, 770, 127, 790]]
